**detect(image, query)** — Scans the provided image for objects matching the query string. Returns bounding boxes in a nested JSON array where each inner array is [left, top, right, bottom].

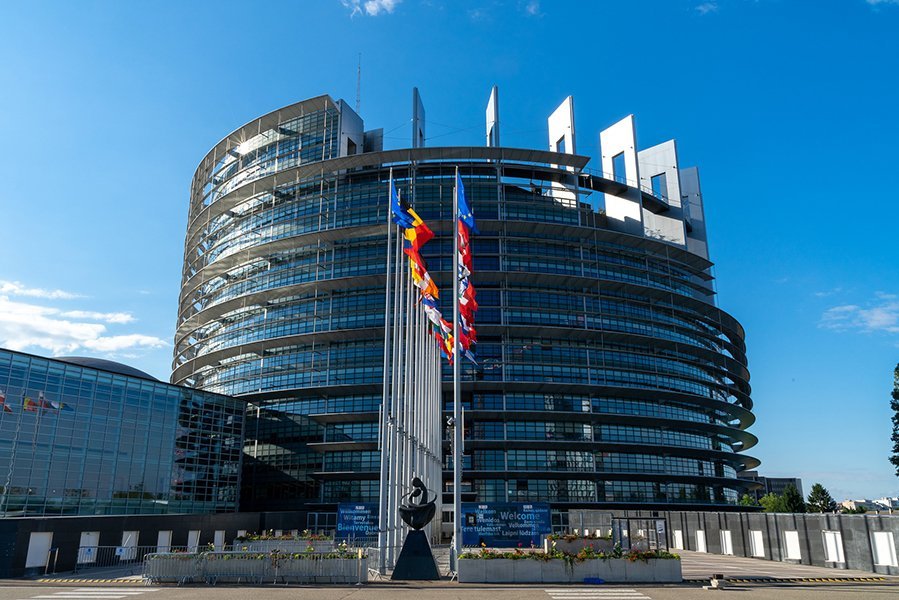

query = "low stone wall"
[[457, 558, 681, 584]]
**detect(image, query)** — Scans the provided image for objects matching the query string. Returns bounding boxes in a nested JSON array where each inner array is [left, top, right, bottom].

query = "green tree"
[[739, 493, 759, 507], [759, 492, 788, 513], [806, 483, 836, 512], [782, 484, 806, 513], [841, 505, 867, 514], [890, 364, 899, 476]]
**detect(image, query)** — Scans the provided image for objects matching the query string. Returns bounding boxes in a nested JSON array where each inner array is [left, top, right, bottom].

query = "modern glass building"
[[173, 92, 759, 521], [0, 349, 244, 516]]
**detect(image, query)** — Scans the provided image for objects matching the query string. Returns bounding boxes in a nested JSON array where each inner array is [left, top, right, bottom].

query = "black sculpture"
[[398, 477, 437, 530], [391, 477, 440, 580]]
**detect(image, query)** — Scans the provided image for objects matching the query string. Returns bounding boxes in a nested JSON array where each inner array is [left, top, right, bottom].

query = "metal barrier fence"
[[612, 518, 669, 552], [142, 551, 367, 585], [71, 546, 193, 575]]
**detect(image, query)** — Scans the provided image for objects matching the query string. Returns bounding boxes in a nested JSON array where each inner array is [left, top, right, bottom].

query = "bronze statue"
[[398, 477, 436, 530]]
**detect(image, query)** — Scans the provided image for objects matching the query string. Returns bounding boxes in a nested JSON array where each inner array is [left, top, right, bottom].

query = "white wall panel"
[[680, 166, 710, 260], [548, 96, 576, 157], [412, 87, 426, 148], [600, 115, 643, 235], [486, 85, 499, 147]]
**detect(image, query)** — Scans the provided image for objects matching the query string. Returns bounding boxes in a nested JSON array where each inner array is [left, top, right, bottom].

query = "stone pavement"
[[677, 549, 897, 582]]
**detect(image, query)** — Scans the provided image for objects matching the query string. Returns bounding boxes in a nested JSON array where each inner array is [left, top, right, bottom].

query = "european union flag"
[[390, 180, 414, 228], [456, 171, 479, 234]]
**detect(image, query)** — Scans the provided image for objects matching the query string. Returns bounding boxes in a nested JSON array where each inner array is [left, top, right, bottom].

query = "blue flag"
[[456, 171, 478, 234], [390, 180, 414, 228]]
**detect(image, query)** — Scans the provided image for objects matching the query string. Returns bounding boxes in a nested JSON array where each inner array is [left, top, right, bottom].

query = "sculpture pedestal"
[[391, 530, 440, 580]]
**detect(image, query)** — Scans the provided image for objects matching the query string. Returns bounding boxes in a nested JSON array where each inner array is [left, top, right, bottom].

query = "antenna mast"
[[356, 53, 362, 113]]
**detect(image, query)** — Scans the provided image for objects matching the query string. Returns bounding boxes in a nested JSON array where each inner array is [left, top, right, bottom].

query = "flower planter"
[[546, 538, 614, 554], [142, 552, 366, 585], [540, 560, 568, 583], [512, 558, 542, 583], [457, 557, 681, 584], [237, 540, 333, 553]]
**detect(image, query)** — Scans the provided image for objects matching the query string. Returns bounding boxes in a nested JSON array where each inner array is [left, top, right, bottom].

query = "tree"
[[806, 483, 836, 512], [739, 493, 759, 508], [842, 505, 867, 515], [759, 492, 788, 513], [782, 484, 806, 513], [890, 364, 899, 476]]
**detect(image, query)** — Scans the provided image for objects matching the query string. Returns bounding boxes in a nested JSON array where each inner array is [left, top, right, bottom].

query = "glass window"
[[612, 152, 627, 183]]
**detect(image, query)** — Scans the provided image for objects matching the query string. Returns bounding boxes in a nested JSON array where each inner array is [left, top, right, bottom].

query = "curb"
[[684, 576, 889, 584], [36, 579, 145, 584]]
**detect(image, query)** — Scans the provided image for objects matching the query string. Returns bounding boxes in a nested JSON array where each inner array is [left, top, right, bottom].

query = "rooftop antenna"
[[355, 53, 362, 113]]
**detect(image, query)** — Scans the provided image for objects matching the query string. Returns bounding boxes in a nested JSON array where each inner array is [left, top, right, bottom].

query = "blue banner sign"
[[336, 503, 379, 539], [461, 502, 551, 547]]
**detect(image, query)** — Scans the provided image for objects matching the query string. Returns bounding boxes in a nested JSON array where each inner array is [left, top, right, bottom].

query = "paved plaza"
[[2, 548, 894, 600]]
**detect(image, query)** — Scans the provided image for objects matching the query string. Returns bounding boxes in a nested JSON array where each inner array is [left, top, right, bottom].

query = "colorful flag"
[[0, 389, 11, 413], [403, 208, 435, 251], [462, 348, 478, 365], [411, 264, 440, 298], [457, 221, 473, 272], [456, 171, 478, 234], [407, 249, 439, 298], [23, 396, 38, 412], [390, 180, 415, 228], [456, 169, 479, 366], [38, 391, 57, 412], [50, 400, 73, 412]]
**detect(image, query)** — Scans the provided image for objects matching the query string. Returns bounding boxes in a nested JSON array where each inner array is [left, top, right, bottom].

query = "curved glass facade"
[[175, 95, 758, 514], [0, 349, 244, 516]]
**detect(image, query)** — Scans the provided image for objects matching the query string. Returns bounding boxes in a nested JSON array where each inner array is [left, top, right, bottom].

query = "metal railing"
[[72, 545, 193, 575], [581, 167, 671, 205], [611, 517, 669, 552]]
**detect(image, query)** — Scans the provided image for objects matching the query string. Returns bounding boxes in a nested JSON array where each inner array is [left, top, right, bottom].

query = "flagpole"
[[0, 395, 26, 515], [389, 223, 404, 566], [452, 166, 462, 563], [378, 168, 394, 574]]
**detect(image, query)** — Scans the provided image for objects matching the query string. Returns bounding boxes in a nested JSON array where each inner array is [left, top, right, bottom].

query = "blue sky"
[[1, 0, 897, 500]]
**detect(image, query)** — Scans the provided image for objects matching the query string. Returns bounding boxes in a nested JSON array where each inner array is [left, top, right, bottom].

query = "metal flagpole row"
[[389, 223, 404, 567], [378, 172, 446, 573]]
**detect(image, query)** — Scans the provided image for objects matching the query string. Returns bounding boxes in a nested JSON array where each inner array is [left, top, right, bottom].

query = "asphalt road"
[[1, 583, 899, 600]]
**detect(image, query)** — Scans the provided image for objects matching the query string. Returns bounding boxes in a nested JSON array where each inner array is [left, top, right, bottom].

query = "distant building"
[[841, 499, 876, 512], [0, 348, 245, 516], [841, 498, 899, 513], [738, 470, 803, 500]]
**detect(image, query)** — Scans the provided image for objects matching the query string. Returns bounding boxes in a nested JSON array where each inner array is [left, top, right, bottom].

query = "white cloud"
[[814, 287, 844, 298], [83, 334, 167, 353], [0, 280, 81, 300], [0, 295, 167, 356], [867, 0, 899, 6], [341, 0, 401, 16], [59, 310, 135, 324], [695, 2, 719, 14], [820, 292, 899, 334], [524, 1, 541, 16]]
